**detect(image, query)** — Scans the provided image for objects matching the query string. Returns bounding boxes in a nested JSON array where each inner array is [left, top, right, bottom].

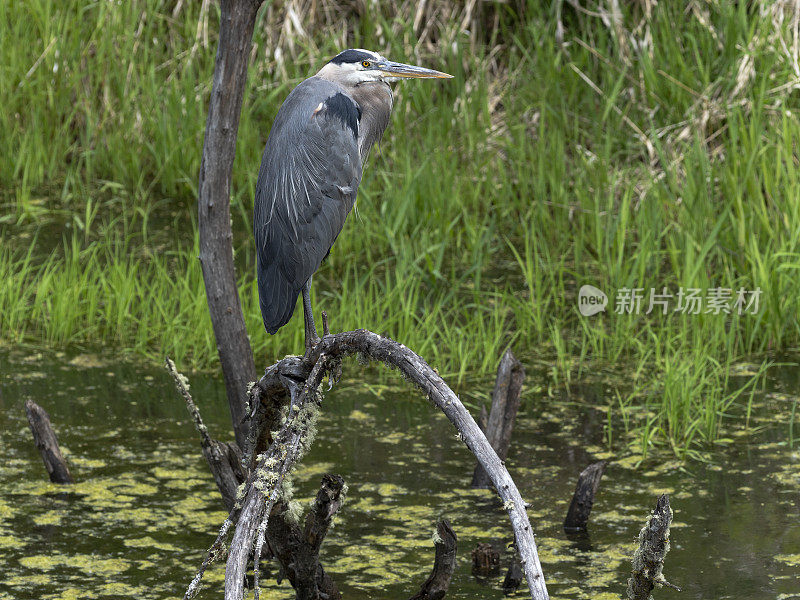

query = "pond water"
[[1, 347, 799, 600]]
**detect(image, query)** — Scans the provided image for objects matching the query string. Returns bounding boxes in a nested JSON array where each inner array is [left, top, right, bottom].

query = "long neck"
[[350, 82, 393, 159]]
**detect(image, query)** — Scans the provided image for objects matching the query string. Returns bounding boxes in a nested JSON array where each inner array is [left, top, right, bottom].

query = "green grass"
[[2, 0, 800, 456]]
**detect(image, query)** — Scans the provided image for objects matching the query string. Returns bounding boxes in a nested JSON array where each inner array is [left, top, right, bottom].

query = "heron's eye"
[[361, 60, 371, 68]]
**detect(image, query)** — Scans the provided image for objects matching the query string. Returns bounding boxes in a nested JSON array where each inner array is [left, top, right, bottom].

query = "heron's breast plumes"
[[350, 82, 393, 159]]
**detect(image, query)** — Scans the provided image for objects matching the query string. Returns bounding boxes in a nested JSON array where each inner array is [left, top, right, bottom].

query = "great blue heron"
[[254, 49, 452, 350]]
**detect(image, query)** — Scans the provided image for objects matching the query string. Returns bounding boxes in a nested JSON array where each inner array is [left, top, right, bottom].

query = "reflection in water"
[[0, 347, 799, 599]]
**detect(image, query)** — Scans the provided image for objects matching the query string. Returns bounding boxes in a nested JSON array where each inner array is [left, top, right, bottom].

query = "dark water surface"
[[1, 347, 799, 599]]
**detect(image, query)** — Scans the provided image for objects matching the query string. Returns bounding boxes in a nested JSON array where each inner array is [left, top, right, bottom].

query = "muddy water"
[[1, 347, 799, 599]]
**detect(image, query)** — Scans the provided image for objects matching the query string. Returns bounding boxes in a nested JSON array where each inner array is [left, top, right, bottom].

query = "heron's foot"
[[303, 315, 321, 355], [304, 331, 321, 356], [301, 280, 322, 355], [303, 310, 330, 356]]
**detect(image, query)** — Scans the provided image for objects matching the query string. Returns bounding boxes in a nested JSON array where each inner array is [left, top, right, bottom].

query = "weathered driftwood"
[[183, 357, 309, 600], [166, 358, 244, 510], [627, 494, 680, 599], [25, 399, 73, 484], [472, 349, 525, 489], [216, 354, 330, 600], [197, 0, 263, 449], [471, 543, 500, 575], [563, 460, 607, 532], [198, 330, 548, 600], [266, 474, 345, 599], [503, 558, 524, 595], [170, 355, 339, 600], [409, 519, 457, 600]]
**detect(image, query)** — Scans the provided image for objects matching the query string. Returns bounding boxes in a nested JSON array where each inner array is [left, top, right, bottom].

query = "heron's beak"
[[378, 60, 453, 79]]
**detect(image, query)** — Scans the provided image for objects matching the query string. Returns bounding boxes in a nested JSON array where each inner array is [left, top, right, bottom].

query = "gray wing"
[[254, 77, 362, 334]]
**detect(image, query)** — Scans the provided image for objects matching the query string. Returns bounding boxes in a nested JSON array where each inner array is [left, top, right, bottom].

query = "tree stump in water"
[[409, 519, 457, 600], [25, 399, 74, 484], [563, 460, 607, 532], [471, 542, 501, 575], [267, 474, 345, 599], [471, 349, 525, 489], [627, 494, 680, 599], [503, 558, 524, 595]]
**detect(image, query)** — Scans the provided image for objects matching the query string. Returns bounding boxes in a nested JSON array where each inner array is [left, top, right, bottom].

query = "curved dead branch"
[[200, 329, 549, 600]]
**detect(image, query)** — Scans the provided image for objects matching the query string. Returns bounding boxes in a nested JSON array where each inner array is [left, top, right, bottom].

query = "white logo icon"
[[578, 284, 607, 316]]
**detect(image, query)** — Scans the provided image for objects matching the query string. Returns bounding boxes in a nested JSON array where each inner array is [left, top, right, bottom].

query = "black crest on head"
[[330, 49, 375, 65]]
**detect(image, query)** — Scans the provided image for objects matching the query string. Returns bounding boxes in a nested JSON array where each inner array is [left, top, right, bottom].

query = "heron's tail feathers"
[[257, 263, 300, 335]]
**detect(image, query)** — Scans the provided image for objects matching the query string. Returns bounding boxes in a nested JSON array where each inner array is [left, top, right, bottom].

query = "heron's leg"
[[302, 277, 320, 353]]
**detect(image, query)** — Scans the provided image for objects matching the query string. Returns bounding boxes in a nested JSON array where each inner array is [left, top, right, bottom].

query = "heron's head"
[[317, 49, 452, 86]]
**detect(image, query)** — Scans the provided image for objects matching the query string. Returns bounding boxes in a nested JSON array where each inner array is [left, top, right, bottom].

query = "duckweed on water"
[[32, 510, 66, 527], [3, 350, 800, 598], [20, 554, 130, 577], [776, 555, 800, 567], [66, 354, 109, 369], [347, 409, 373, 423], [123, 536, 181, 553]]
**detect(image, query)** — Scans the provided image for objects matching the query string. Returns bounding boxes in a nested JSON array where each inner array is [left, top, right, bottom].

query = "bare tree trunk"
[[24, 400, 74, 484], [198, 0, 263, 448], [472, 349, 524, 488]]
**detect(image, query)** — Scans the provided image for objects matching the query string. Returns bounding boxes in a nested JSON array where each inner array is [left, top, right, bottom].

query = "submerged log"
[[25, 399, 74, 484], [627, 494, 681, 599], [563, 460, 607, 532], [409, 519, 457, 600], [471, 349, 524, 489]]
